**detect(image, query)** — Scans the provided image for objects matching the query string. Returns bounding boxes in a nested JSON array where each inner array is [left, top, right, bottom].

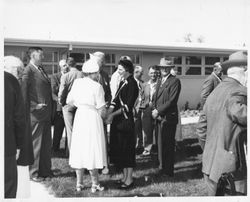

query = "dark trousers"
[[135, 109, 143, 148], [52, 111, 65, 151], [156, 120, 176, 175], [4, 155, 17, 198], [204, 174, 247, 196], [62, 105, 76, 151], [29, 121, 52, 177]]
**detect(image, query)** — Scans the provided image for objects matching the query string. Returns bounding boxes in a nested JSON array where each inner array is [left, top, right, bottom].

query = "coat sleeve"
[[14, 80, 26, 149], [226, 91, 247, 126], [124, 80, 139, 113], [196, 109, 207, 151], [21, 66, 30, 105], [200, 77, 214, 108], [157, 78, 181, 116], [51, 75, 59, 101], [58, 74, 67, 106]]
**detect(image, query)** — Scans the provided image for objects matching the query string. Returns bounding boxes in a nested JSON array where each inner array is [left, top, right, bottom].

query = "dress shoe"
[[91, 184, 104, 193], [119, 182, 134, 190], [76, 184, 84, 192], [30, 176, 45, 182]]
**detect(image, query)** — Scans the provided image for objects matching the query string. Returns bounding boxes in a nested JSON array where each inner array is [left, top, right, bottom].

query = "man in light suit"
[[196, 51, 247, 196], [152, 57, 181, 177], [140, 65, 158, 155], [58, 57, 83, 155], [21, 47, 53, 182], [51, 59, 69, 152], [200, 62, 222, 109]]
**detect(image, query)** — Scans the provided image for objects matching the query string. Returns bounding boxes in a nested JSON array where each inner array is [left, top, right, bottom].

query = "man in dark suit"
[[140, 65, 158, 155], [200, 62, 222, 109], [152, 57, 181, 177], [58, 57, 83, 154], [51, 59, 69, 152], [21, 47, 53, 182], [4, 71, 25, 198], [197, 51, 247, 196]]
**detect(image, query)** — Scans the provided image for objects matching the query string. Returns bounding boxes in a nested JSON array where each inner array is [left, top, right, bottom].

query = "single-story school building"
[[4, 38, 245, 109]]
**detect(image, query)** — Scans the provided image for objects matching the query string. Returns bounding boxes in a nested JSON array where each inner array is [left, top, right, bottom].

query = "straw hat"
[[82, 59, 99, 73], [221, 51, 247, 71]]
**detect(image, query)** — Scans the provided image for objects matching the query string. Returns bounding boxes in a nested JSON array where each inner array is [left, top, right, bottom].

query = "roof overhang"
[[4, 38, 247, 55]]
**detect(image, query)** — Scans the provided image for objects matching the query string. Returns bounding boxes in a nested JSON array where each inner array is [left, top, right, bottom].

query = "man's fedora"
[[158, 57, 175, 68], [221, 51, 247, 71]]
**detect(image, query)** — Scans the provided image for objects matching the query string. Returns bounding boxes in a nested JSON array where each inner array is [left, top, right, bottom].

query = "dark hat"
[[221, 51, 247, 71], [158, 57, 175, 68]]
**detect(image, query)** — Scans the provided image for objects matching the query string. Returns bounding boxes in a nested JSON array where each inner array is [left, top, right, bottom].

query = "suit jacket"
[[152, 74, 181, 124], [140, 80, 157, 109], [196, 77, 247, 183], [200, 72, 221, 108], [58, 67, 83, 108], [51, 72, 62, 111], [99, 69, 112, 105], [21, 62, 53, 122], [4, 72, 25, 157]]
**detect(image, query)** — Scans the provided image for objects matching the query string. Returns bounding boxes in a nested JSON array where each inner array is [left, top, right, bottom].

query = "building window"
[[43, 51, 59, 75], [186, 56, 201, 65], [205, 57, 220, 65], [205, 67, 214, 75], [185, 66, 201, 75], [127, 54, 141, 65]]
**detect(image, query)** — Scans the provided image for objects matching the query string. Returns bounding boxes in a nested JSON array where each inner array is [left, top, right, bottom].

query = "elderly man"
[[134, 65, 144, 154], [51, 59, 69, 153], [21, 47, 53, 182], [91, 52, 112, 105], [4, 56, 26, 198], [152, 57, 181, 177], [4, 56, 34, 198], [200, 62, 222, 109], [58, 57, 83, 155], [196, 51, 247, 196]]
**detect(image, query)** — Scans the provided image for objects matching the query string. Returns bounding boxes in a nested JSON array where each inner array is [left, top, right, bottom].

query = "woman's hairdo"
[[118, 59, 134, 73]]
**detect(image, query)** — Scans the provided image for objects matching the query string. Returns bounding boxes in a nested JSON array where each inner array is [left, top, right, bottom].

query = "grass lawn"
[[43, 123, 208, 197]]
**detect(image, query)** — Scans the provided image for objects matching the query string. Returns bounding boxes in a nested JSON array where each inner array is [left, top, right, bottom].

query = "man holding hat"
[[152, 57, 181, 177], [197, 51, 247, 195]]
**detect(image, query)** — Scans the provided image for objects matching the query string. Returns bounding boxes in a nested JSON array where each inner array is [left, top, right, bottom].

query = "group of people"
[[4, 45, 247, 197]]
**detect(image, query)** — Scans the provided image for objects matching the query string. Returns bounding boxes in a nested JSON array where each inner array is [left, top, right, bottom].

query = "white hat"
[[82, 58, 100, 73]]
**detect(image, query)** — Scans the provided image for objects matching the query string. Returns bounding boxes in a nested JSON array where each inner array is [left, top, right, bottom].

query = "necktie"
[[38, 66, 50, 81]]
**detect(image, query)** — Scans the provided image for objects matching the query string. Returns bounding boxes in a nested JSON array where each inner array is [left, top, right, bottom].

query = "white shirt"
[[110, 70, 122, 100]]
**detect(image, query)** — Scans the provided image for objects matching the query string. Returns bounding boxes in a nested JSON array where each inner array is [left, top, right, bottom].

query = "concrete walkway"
[[30, 180, 55, 199]]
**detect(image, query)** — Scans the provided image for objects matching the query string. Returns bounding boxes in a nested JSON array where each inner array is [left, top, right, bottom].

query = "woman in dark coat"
[[106, 59, 138, 189]]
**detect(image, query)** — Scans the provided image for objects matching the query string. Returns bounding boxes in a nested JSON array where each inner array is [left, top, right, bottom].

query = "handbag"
[[116, 94, 133, 132], [216, 172, 236, 196]]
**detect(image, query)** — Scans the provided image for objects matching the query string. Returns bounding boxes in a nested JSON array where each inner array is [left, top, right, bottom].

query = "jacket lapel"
[[156, 75, 172, 99], [29, 63, 50, 84]]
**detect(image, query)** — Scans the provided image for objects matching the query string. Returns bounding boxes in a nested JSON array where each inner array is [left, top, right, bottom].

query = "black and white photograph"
[[1, 0, 248, 200]]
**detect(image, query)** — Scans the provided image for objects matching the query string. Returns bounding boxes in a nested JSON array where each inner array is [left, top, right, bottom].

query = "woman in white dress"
[[66, 58, 107, 193]]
